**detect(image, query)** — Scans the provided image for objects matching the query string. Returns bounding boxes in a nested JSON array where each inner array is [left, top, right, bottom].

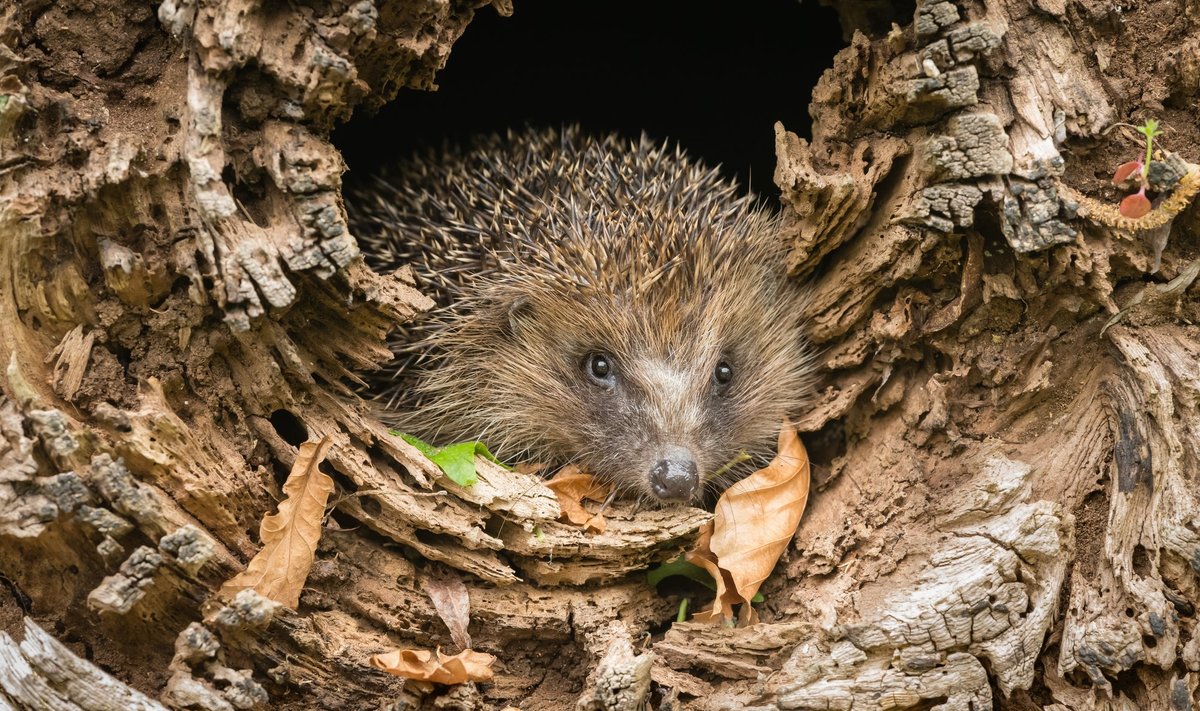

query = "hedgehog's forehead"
[[523, 282, 737, 357]]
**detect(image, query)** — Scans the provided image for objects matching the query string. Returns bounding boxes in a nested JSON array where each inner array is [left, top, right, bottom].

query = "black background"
[[334, 0, 847, 197]]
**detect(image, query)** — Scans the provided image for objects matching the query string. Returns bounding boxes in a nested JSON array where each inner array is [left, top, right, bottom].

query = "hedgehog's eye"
[[714, 361, 733, 386], [585, 353, 615, 386]]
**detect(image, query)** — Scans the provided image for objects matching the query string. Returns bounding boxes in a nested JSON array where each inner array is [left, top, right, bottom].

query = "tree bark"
[[2, 0, 1199, 709]]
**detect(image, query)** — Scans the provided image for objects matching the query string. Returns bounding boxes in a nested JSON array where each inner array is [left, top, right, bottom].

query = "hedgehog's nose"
[[649, 446, 699, 502]]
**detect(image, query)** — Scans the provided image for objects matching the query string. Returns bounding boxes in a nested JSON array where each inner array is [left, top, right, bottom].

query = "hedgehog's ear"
[[505, 296, 534, 337]]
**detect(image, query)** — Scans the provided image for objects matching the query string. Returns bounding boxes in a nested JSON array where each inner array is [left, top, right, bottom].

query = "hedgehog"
[[349, 126, 815, 504]]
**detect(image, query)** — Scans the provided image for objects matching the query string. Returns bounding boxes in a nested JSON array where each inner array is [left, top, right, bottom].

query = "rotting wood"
[[2, 0, 1200, 708], [0, 617, 169, 711]]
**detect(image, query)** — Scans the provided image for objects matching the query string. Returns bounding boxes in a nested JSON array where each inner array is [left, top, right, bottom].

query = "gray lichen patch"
[[924, 113, 1014, 182], [27, 409, 80, 462], [89, 454, 162, 528], [903, 67, 981, 123], [210, 589, 281, 630], [87, 545, 165, 614], [160, 524, 217, 575], [1001, 178, 1079, 252], [905, 184, 984, 231], [578, 636, 654, 711], [916, 0, 961, 37], [78, 504, 136, 539], [922, 39, 953, 74], [39, 472, 91, 513], [947, 23, 1003, 63]]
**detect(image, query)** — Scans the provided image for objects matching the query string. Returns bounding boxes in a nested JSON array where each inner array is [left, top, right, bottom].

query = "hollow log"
[[2, 0, 1199, 709]]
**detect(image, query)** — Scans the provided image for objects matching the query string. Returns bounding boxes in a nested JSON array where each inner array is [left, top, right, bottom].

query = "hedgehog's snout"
[[648, 445, 700, 502]]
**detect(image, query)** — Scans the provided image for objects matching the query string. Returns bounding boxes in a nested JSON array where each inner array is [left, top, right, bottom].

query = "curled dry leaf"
[[545, 465, 613, 533], [219, 437, 334, 608], [685, 523, 746, 625], [422, 570, 473, 651], [370, 648, 495, 685], [690, 421, 810, 625]]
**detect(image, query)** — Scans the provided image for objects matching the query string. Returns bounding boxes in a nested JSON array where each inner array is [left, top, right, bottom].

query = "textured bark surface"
[[2, 0, 1200, 709]]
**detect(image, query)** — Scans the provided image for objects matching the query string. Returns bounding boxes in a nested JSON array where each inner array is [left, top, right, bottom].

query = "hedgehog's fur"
[[350, 126, 815, 503]]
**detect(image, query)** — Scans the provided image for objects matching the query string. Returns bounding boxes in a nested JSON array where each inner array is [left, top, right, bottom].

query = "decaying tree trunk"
[[2, 0, 1199, 708]]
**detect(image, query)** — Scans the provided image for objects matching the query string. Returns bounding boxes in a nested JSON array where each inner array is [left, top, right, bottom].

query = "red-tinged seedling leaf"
[[370, 648, 495, 685], [1120, 192, 1152, 218], [1112, 161, 1142, 185], [219, 437, 334, 608], [545, 465, 612, 533]]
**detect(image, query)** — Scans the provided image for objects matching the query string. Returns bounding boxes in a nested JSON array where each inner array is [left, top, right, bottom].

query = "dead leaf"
[[545, 465, 612, 533], [691, 421, 810, 625], [219, 437, 335, 608], [370, 647, 495, 685], [684, 523, 745, 625], [422, 570, 472, 651]]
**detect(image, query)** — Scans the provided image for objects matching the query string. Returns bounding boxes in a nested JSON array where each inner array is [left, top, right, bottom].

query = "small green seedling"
[[389, 430, 508, 487], [1111, 119, 1164, 219]]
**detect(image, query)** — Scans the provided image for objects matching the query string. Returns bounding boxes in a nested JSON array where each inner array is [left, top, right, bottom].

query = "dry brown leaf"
[[219, 437, 334, 608], [545, 465, 613, 533], [684, 522, 745, 625], [370, 647, 495, 685], [422, 570, 472, 650], [692, 421, 810, 625], [711, 420, 810, 601]]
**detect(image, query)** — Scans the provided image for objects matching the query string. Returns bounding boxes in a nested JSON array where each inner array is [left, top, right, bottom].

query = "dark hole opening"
[[1131, 543, 1151, 578], [269, 409, 309, 448], [334, 0, 847, 198], [1111, 667, 1143, 699], [360, 495, 382, 517]]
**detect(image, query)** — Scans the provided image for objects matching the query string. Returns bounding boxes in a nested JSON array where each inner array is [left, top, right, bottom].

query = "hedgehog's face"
[[481, 278, 813, 505], [569, 346, 747, 503]]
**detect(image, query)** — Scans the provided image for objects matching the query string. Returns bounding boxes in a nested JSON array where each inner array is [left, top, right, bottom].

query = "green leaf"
[[1137, 119, 1162, 140], [647, 557, 716, 591], [393, 433, 509, 487]]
